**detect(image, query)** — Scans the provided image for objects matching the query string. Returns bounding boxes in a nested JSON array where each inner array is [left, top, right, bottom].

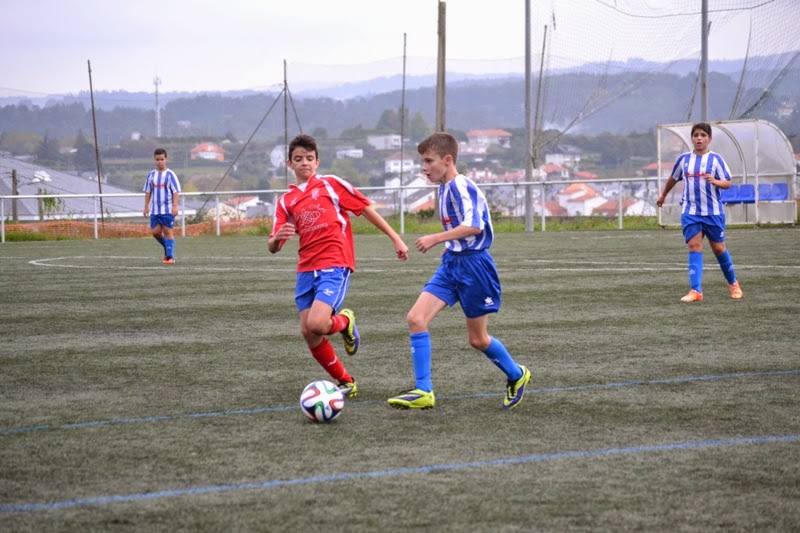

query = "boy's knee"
[[468, 335, 491, 351], [406, 310, 426, 332], [308, 320, 330, 337]]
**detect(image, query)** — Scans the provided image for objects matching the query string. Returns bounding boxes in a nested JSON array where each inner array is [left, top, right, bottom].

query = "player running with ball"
[[269, 134, 408, 398]]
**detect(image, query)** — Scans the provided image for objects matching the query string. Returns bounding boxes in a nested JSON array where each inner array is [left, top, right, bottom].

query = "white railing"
[[1, 177, 667, 243]]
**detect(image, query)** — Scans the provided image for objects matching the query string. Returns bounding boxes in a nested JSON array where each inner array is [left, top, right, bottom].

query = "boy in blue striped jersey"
[[143, 148, 181, 265], [657, 123, 742, 302], [388, 132, 530, 411]]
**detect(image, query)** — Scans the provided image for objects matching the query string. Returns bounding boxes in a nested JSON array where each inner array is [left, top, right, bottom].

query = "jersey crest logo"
[[297, 204, 325, 228]]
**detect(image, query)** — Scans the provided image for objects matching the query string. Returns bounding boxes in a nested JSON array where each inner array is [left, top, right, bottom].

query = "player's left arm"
[[360, 205, 409, 260], [415, 225, 480, 253], [169, 173, 182, 215], [171, 191, 180, 216], [706, 156, 732, 189]]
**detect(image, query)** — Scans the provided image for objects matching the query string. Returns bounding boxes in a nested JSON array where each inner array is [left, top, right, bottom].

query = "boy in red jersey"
[[268, 134, 409, 397]]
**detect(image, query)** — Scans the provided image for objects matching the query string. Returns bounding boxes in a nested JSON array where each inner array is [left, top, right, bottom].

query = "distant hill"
[[1, 54, 797, 143]]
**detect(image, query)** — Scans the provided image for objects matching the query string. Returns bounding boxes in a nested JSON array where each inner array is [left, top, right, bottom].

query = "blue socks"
[[410, 333, 523, 391], [483, 337, 523, 381], [154, 235, 166, 251], [688, 251, 703, 292], [165, 239, 175, 259], [715, 250, 737, 284], [688, 250, 737, 291], [410, 332, 432, 392]]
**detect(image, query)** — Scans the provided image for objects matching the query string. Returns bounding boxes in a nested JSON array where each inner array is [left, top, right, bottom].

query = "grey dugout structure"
[[657, 120, 796, 226]]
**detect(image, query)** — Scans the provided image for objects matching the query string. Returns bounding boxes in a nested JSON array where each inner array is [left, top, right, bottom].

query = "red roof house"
[[190, 142, 225, 162]]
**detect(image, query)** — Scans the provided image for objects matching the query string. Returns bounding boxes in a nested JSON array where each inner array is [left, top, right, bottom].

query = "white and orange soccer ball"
[[300, 380, 344, 422]]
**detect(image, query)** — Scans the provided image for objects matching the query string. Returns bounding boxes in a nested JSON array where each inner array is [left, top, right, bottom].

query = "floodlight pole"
[[524, 0, 533, 232], [284, 60, 289, 189], [400, 33, 408, 233], [700, 0, 709, 121]]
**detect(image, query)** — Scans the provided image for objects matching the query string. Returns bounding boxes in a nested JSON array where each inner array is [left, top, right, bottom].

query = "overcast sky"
[[0, 0, 782, 95]]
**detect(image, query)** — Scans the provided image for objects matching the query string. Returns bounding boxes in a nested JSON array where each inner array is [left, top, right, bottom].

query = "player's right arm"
[[268, 222, 296, 254], [267, 199, 295, 254], [657, 177, 677, 207], [143, 173, 152, 216]]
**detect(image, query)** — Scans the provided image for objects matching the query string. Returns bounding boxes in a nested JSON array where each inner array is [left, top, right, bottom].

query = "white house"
[[384, 152, 418, 174], [367, 135, 402, 151], [369, 174, 435, 215], [190, 142, 225, 162], [556, 182, 607, 216], [545, 145, 582, 167], [225, 196, 261, 213], [466, 129, 512, 151], [336, 148, 364, 159]]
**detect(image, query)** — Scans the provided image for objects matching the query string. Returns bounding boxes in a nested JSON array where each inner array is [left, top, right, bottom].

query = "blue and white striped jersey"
[[143, 168, 181, 215], [439, 174, 494, 252], [670, 151, 731, 216]]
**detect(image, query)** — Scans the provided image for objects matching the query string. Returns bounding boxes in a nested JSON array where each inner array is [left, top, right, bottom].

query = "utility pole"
[[11, 169, 18, 221], [435, 0, 446, 132], [88, 60, 105, 224], [154, 76, 162, 138]]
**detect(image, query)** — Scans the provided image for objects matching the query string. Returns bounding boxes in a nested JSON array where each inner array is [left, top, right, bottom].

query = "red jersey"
[[270, 174, 371, 272]]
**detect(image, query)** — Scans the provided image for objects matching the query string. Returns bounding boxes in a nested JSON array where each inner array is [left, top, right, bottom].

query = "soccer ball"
[[300, 380, 344, 422]]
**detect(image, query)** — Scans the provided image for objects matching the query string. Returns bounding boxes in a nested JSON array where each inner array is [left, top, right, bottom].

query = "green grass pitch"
[[1, 228, 799, 530]]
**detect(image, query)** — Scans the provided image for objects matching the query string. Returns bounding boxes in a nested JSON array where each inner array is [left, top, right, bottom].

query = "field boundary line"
[[1, 434, 798, 513], [26, 255, 800, 272]]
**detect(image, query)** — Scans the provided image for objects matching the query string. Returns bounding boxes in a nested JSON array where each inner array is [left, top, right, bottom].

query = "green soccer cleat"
[[387, 389, 435, 410], [338, 380, 358, 398], [503, 365, 531, 410], [339, 309, 360, 356]]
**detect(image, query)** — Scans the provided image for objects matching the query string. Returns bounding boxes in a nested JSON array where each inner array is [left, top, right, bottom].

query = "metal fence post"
[[541, 181, 547, 232], [215, 195, 221, 236], [618, 180, 623, 230], [399, 184, 406, 235], [93, 196, 99, 239]]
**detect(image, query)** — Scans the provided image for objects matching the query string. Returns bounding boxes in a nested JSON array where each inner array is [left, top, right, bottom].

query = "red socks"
[[309, 337, 351, 383], [328, 313, 348, 335]]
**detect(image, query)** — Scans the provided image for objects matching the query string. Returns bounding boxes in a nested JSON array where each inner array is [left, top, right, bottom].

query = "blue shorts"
[[422, 249, 501, 319], [681, 213, 726, 243], [150, 214, 175, 229], [295, 267, 351, 312]]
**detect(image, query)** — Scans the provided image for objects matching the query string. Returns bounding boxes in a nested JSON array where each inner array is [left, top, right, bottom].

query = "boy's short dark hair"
[[691, 122, 712, 137], [418, 132, 459, 163], [154, 148, 167, 158], [288, 134, 318, 160]]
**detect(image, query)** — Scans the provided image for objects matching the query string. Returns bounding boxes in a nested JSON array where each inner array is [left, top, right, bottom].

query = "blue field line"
[[2, 369, 798, 436], [1, 433, 798, 513]]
